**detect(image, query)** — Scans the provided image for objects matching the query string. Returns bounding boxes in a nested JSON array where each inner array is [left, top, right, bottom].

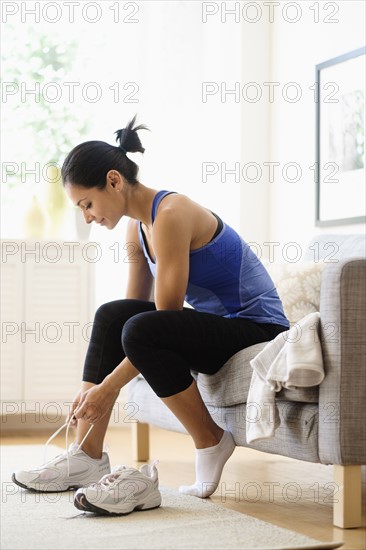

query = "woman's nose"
[[83, 210, 94, 224]]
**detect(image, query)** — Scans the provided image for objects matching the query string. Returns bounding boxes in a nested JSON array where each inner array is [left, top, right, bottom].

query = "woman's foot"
[[12, 442, 110, 492], [179, 430, 236, 498]]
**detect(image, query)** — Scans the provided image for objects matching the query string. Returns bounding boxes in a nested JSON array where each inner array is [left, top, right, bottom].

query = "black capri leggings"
[[83, 299, 288, 398]]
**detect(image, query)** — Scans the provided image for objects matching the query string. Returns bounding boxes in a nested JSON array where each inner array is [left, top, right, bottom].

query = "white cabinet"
[[1, 240, 95, 419], [1, 255, 24, 402]]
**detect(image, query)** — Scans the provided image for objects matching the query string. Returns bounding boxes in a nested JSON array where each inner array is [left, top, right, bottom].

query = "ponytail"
[[61, 114, 149, 188], [114, 114, 148, 155]]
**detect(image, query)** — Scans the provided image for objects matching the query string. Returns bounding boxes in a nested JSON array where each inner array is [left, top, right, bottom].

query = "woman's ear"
[[106, 170, 124, 191]]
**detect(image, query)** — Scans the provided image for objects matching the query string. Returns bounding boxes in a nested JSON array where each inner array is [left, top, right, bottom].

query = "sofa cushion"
[[265, 261, 327, 324], [194, 342, 319, 407]]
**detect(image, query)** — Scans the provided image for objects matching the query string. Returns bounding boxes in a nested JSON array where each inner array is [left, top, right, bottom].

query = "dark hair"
[[61, 114, 149, 188]]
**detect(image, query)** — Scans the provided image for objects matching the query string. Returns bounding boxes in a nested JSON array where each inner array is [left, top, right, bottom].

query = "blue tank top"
[[137, 190, 289, 326]]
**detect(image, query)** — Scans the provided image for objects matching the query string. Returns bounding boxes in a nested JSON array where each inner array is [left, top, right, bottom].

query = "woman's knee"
[[94, 298, 141, 318], [93, 299, 153, 325], [93, 300, 124, 325], [121, 311, 157, 352]]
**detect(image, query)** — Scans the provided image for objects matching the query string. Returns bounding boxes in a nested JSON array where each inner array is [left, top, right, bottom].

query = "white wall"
[[239, 7, 272, 247], [240, 0, 365, 259]]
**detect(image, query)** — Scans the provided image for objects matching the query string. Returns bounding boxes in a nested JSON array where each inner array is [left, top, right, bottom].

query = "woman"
[[13, 116, 289, 513]]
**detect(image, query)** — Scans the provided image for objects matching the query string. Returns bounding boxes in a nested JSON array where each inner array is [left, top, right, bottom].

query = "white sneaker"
[[12, 420, 110, 492], [74, 461, 161, 516]]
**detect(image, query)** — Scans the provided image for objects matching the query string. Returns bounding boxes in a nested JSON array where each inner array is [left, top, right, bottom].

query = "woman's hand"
[[73, 382, 120, 425]]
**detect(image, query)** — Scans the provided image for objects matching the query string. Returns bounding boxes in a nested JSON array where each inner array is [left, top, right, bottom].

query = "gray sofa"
[[127, 234, 366, 528]]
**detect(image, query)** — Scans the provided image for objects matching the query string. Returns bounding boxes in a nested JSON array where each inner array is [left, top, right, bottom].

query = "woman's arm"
[[125, 218, 154, 301], [102, 219, 153, 390], [152, 207, 191, 311], [126, 209, 192, 310]]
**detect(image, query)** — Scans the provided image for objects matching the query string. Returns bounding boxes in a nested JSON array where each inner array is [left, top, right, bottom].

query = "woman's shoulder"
[[156, 191, 211, 219], [157, 191, 191, 209], [154, 191, 222, 250], [154, 192, 196, 227]]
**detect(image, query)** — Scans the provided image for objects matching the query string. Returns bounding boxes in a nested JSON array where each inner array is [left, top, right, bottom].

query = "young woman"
[[13, 116, 289, 513]]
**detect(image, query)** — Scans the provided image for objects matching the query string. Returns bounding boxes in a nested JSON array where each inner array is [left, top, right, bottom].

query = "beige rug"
[[1, 445, 343, 550]]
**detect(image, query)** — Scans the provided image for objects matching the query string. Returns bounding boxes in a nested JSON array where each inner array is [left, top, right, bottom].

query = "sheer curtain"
[[2, 1, 243, 307]]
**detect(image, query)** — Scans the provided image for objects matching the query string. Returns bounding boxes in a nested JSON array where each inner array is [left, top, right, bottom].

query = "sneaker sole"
[[74, 492, 161, 516], [12, 473, 82, 493]]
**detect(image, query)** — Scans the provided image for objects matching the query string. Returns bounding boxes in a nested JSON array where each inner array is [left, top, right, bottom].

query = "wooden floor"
[[1, 425, 365, 549]]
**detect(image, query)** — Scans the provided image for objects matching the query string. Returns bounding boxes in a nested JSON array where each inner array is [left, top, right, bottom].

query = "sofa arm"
[[318, 258, 366, 465]]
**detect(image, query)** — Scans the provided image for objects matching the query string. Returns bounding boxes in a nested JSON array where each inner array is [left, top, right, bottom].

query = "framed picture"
[[315, 46, 366, 226]]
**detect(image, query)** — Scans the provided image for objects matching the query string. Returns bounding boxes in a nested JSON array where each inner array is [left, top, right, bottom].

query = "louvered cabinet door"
[[0, 253, 24, 402], [23, 244, 93, 405]]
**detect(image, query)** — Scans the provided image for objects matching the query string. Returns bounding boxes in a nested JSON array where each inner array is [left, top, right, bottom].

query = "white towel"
[[246, 312, 323, 444]]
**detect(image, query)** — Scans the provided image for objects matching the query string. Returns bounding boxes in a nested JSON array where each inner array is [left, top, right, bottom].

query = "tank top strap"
[[151, 190, 177, 224]]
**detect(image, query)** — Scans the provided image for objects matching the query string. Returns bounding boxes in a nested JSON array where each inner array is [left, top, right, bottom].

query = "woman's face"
[[64, 171, 125, 230]]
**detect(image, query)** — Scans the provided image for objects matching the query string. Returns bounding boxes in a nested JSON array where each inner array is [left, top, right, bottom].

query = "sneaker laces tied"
[[43, 416, 94, 476], [92, 460, 160, 490], [89, 465, 130, 489]]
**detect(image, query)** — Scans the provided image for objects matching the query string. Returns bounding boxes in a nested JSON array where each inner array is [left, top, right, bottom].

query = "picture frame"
[[315, 46, 366, 226]]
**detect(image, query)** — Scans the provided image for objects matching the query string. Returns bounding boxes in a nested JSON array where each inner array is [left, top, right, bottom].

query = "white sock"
[[179, 431, 235, 498]]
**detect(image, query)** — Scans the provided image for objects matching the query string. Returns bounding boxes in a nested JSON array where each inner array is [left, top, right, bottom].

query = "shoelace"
[[91, 460, 159, 490], [91, 466, 130, 489], [43, 416, 94, 476]]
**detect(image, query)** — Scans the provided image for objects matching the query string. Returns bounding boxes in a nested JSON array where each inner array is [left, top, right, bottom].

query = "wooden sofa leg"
[[131, 422, 150, 462], [333, 465, 362, 528]]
